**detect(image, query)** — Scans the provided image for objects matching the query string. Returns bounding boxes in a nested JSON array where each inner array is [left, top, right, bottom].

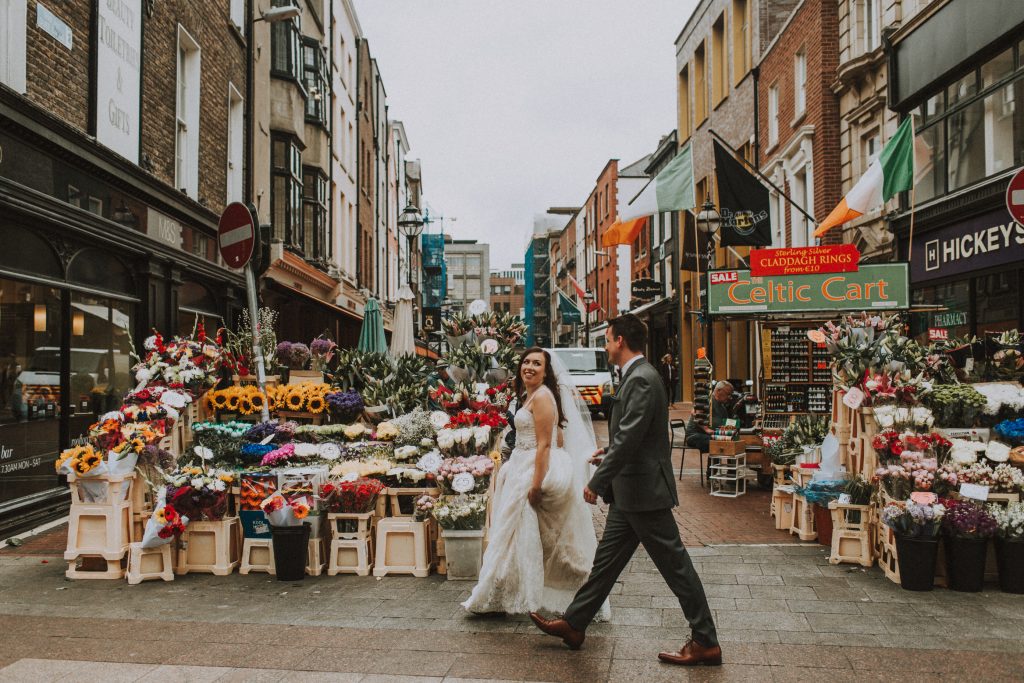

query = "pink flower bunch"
[[261, 443, 296, 467]]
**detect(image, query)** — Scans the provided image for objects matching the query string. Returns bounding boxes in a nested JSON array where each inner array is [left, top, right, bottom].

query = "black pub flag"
[[713, 140, 772, 246]]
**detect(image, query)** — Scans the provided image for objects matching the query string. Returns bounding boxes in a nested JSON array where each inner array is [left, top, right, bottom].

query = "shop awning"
[[266, 280, 362, 324]]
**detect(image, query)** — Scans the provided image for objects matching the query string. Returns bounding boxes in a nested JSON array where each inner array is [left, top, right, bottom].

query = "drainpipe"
[[752, 65, 761, 171]]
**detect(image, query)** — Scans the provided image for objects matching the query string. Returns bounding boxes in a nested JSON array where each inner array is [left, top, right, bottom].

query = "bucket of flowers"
[[880, 498, 945, 591], [164, 465, 234, 521], [989, 501, 1024, 594], [941, 498, 997, 593], [261, 491, 314, 581], [418, 493, 489, 580]]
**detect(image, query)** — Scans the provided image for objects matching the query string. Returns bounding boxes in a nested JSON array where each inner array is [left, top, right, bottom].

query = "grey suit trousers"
[[563, 505, 719, 647]]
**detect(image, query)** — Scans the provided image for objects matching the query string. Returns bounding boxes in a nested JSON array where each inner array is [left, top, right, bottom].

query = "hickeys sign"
[[749, 244, 860, 276], [707, 264, 909, 314]]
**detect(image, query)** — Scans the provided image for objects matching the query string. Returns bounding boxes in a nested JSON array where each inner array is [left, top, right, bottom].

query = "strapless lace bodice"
[[513, 398, 559, 451]]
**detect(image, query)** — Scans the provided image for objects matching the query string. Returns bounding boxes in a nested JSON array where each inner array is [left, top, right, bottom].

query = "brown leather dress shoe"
[[658, 638, 722, 666], [528, 612, 585, 650]]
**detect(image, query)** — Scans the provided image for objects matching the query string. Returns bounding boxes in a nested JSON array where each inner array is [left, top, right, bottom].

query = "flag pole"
[[708, 128, 816, 225], [908, 184, 917, 262], [693, 210, 702, 310]]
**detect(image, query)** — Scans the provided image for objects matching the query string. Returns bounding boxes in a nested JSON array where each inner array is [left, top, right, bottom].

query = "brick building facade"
[[0, 0, 248, 534], [758, 0, 842, 248]]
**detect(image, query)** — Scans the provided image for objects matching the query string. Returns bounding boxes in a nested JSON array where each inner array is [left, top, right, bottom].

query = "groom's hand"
[[583, 486, 598, 505]]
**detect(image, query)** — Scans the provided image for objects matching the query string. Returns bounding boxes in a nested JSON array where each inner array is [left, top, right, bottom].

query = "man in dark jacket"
[[529, 314, 721, 667]]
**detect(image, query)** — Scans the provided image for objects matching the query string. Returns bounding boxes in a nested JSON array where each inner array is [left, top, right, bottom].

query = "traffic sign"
[[218, 202, 257, 269], [1006, 167, 1024, 225]]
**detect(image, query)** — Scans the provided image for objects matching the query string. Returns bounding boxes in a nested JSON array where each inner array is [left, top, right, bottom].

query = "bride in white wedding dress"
[[462, 347, 609, 619]]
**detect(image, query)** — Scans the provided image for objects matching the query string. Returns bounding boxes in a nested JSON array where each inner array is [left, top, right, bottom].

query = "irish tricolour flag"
[[815, 116, 927, 238], [603, 142, 695, 247]]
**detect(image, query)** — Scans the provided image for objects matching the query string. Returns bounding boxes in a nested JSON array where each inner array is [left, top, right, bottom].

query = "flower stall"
[[57, 310, 524, 585], [782, 314, 1024, 593]]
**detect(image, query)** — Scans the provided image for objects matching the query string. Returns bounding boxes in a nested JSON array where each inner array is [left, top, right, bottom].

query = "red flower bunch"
[[447, 409, 508, 430], [321, 478, 384, 513], [155, 505, 187, 539]]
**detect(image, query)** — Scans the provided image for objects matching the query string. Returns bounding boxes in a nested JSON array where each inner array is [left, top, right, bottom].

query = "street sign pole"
[[244, 262, 270, 422], [218, 202, 268, 421]]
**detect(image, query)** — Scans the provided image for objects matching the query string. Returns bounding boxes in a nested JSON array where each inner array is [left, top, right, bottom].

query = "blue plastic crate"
[[240, 509, 271, 539]]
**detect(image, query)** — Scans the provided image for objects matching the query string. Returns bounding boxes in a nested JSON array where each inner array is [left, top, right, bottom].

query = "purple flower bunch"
[[275, 420, 299, 441], [309, 336, 336, 372], [276, 341, 311, 370], [941, 499, 997, 539], [243, 420, 279, 443], [326, 390, 364, 422]]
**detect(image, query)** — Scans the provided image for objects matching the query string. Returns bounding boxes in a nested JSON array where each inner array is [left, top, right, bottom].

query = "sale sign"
[[750, 244, 860, 276], [707, 264, 909, 314], [928, 328, 949, 341]]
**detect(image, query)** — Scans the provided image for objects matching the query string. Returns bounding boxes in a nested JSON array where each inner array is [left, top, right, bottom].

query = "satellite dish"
[[468, 299, 488, 315]]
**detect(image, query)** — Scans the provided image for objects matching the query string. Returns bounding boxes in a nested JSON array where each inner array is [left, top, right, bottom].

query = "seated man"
[[684, 380, 737, 454]]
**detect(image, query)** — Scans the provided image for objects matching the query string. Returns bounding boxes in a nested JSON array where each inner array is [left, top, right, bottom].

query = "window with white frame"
[[226, 84, 244, 203], [229, 0, 244, 32], [768, 84, 779, 147], [789, 166, 813, 247], [0, 0, 27, 93], [175, 26, 201, 198], [858, 0, 880, 54], [794, 50, 807, 118]]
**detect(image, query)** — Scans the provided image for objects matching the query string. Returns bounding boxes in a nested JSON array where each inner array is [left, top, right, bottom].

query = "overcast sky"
[[353, 0, 699, 269]]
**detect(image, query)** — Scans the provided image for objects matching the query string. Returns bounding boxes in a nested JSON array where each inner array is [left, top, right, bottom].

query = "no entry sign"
[[218, 202, 257, 269], [1007, 167, 1024, 225]]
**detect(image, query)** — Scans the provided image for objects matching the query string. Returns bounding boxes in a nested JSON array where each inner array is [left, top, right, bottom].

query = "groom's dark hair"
[[608, 314, 647, 352]]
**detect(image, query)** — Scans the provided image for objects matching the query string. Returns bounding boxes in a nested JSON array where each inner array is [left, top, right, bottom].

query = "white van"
[[544, 347, 613, 419]]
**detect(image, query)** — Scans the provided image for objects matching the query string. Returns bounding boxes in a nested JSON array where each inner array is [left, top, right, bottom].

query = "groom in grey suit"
[[530, 314, 721, 667]]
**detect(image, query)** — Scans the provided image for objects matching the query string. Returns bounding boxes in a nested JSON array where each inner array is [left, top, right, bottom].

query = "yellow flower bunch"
[[56, 445, 103, 475], [374, 421, 399, 441], [272, 382, 331, 414], [205, 386, 269, 415]]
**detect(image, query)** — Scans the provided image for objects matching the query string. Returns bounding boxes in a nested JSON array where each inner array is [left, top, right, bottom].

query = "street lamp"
[[695, 195, 721, 361], [255, 5, 301, 22], [398, 204, 425, 286]]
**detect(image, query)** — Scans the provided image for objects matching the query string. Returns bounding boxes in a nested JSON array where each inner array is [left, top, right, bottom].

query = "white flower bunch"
[[986, 441, 1012, 463], [417, 450, 443, 474], [473, 426, 492, 449], [387, 467, 427, 484], [431, 494, 488, 530], [873, 405, 934, 430], [992, 463, 1024, 493], [949, 438, 987, 465], [988, 501, 1024, 539], [429, 411, 451, 429], [294, 443, 319, 458], [394, 445, 420, 462], [436, 430, 455, 452], [975, 383, 1024, 416], [451, 471, 476, 493]]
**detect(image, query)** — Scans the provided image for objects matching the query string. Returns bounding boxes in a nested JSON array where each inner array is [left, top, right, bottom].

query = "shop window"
[[0, 278, 62, 505], [977, 271, 1019, 335], [271, 135, 303, 247], [177, 282, 222, 338], [68, 293, 134, 447], [0, 225, 63, 281], [982, 47, 1015, 89], [910, 280, 971, 343], [914, 122, 945, 203], [67, 249, 134, 295]]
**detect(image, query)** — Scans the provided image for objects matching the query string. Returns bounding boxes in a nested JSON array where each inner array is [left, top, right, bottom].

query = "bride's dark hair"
[[514, 347, 566, 427]]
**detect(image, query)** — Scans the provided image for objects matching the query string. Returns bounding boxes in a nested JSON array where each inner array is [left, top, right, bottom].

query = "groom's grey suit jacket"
[[587, 357, 678, 512]]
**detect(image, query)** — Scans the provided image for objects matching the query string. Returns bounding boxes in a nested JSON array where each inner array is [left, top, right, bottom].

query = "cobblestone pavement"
[[2, 544, 1024, 681], [3, 414, 1022, 680]]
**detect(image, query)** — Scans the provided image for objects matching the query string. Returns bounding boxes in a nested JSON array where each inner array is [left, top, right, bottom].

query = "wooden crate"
[[277, 410, 325, 426], [65, 501, 132, 561], [126, 542, 174, 584], [373, 517, 433, 577], [828, 502, 875, 567], [177, 517, 241, 575], [387, 487, 440, 517], [772, 489, 795, 531], [240, 538, 274, 575], [789, 493, 817, 541]]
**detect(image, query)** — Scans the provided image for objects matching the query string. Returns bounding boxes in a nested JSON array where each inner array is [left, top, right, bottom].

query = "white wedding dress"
[[462, 387, 609, 619]]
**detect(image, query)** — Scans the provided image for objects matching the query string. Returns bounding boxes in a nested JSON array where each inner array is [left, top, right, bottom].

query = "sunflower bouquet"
[[269, 382, 331, 414], [203, 386, 269, 416]]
